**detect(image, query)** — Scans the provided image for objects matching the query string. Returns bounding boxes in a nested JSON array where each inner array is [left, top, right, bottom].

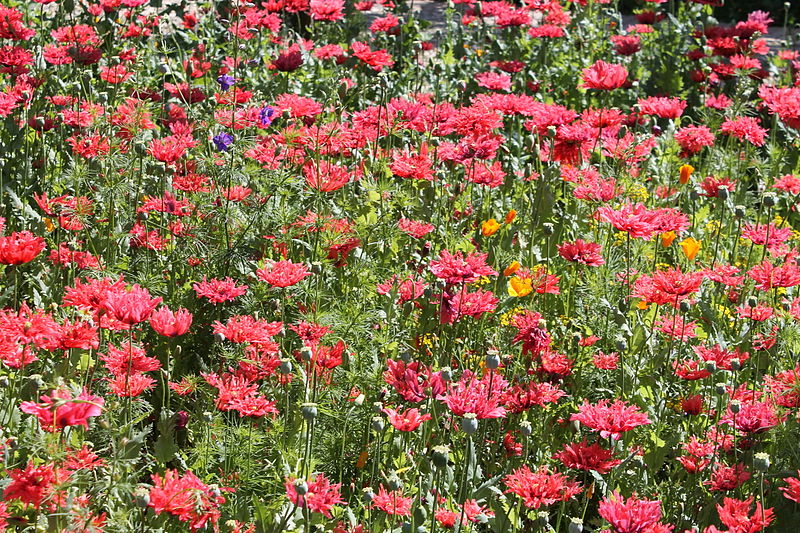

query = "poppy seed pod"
[[705, 360, 717, 374], [754, 452, 770, 472], [747, 296, 758, 308], [730, 400, 741, 414], [543, 223, 555, 236], [431, 445, 450, 469], [763, 194, 777, 207], [400, 350, 412, 363], [535, 511, 550, 528], [734, 205, 746, 218], [715, 383, 727, 395], [387, 474, 402, 491], [134, 487, 150, 508], [730, 358, 741, 371], [372, 416, 385, 432], [568, 518, 584, 533], [213, 332, 225, 343], [279, 359, 293, 374], [679, 300, 691, 313], [717, 187, 729, 200], [440, 367, 453, 381], [363, 487, 375, 502], [293, 480, 309, 495], [311, 262, 323, 274], [301, 403, 318, 420], [300, 345, 313, 361], [372, 402, 383, 413], [520, 420, 532, 436], [462, 413, 479, 434], [485, 352, 501, 369], [615, 337, 627, 352]]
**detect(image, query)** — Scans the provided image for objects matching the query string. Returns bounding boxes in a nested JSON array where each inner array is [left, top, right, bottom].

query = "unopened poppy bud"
[[543, 223, 555, 236], [431, 445, 450, 468], [485, 352, 501, 369], [754, 452, 770, 472], [570, 419, 581, 433], [461, 413, 479, 434], [730, 400, 741, 414], [715, 383, 727, 395], [705, 360, 717, 374], [651, 124, 662, 136], [134, 487, 150, 507], [730, 358, 741, 371], [520, 420, 532, 436], [717, 187, 729, 200], [372, 416, 385, 432], [301, 403, 318, 420], [0, 376, 8, 388], [617, 125, 628, 138], [279, 359, 293, 374], [440, 367, 453, 381], [353, 394, 365, 406], [734, 205, 746, 218], [568, 518, 584, 533], [763, 194, 777, 207]]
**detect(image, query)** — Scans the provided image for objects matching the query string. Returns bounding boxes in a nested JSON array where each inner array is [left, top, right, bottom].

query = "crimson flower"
[[102, 284, 162, 325], [371, 485, 412, 516], [0, 231, 45, 265], [598, 491, 667, 533], [570, 399, 652, 440], [382, 406, 432, 431], [149, 306, 193, 337], [256, 260, 312, 288], [558, 239, 605, 266], [148, 470, 226, 530], [284, 473, 344, 518], [503, 465, 581, 509], [553, 439, 621, 474], [20, 389, 104, 432], [581, 60, 628, 90]]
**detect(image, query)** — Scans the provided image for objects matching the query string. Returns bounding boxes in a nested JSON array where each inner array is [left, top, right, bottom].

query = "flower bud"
[[461, 413, 479, 434]]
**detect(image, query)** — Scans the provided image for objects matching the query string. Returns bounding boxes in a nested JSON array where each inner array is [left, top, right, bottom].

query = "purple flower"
[[216, 74, 236, 91], [259, 106, 275, 127], [213, 132, 234, 152]]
